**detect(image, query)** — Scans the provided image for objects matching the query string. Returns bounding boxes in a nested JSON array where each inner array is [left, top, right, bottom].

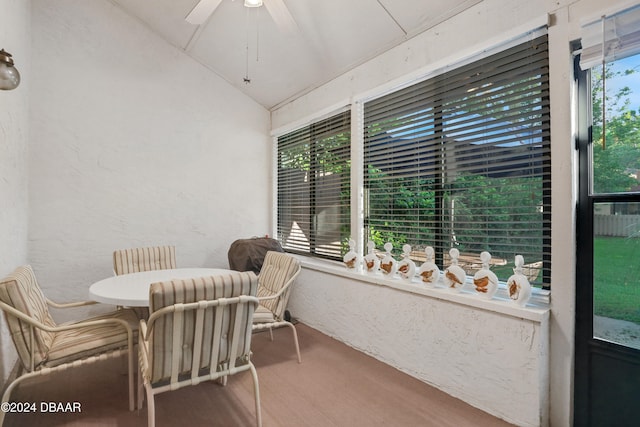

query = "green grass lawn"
[[594, 237, 640, 324]]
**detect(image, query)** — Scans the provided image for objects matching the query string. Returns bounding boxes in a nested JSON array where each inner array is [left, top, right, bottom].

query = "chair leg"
[[145, 384, 155, 427], [0, 371, 41, 426], [249, 362, 262, 427], [0, 380, 14, 426], [128, 348, 135, 411], [137, 361, 144, 410], [268, 326, 274, 341], [285, 321, 302, 363]]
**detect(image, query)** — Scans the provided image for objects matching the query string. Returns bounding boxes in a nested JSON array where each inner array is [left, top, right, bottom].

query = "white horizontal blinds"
[[277, 111, 351, 259], [364, 35, 551, 286], [580, 4, 640, 70]]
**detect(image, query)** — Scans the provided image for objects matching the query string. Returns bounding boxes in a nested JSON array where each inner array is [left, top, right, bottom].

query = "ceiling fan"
[[185, 0, 297, 34]]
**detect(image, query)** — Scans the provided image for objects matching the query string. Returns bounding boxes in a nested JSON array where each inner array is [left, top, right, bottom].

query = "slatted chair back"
[[251, 251, 302, 363], [145, 271, 258, 385], [256, 251, 301, 320], [113, 245, 176, 276], [0, 265, 57, 370], [0, 265, 138, 417], [139, 271, 261, 426]]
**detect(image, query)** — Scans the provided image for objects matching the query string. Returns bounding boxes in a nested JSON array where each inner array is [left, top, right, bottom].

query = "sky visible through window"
[[608, 55, 640, 111], [591, 53, 640, 195], [592, 52, 640, 349]]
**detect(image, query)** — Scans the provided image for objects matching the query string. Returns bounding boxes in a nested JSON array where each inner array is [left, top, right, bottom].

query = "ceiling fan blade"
[[185, 0, 223, 25], [264, 0, 298, 34]]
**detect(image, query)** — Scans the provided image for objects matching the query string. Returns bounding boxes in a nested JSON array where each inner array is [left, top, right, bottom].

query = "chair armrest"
[[138, 319, 152, 384], [139, 319, 148, 341], [46, 298, 98, 309], [1, 300, 134, 374], [0, 300, 132, 336], [257, 273, 299, 302]]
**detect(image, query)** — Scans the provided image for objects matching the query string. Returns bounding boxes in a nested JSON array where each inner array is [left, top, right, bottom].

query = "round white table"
[[89, 268, 235, 307]]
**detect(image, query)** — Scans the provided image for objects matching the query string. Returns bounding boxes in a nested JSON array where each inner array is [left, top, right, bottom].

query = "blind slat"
[[580, 4, 640, 69], [277, 111, 351, 260], [364, 34, 551, 286]]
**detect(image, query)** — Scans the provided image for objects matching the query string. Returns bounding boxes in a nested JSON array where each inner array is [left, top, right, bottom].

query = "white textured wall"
[[27, 0, 271, 303], [0, 0, 30, 384], [289, 268, 550, 427]]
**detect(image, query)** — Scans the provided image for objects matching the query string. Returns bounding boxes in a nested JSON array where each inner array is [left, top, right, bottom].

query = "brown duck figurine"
[[446, 269, 463, 287], [474, 276, 489, 292]]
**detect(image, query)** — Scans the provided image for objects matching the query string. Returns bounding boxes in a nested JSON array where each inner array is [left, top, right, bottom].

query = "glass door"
[[575, 51, 640, 426]]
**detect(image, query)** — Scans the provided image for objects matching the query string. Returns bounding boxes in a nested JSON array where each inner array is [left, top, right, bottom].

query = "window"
[[276, 111, 351, 259], [275, 35, 552, 288], [363, 35, 551, 286], [576, 4, 640, 350]]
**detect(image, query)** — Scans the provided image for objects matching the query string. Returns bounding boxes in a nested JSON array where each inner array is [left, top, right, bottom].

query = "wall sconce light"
[[0, 49, 21, 91]]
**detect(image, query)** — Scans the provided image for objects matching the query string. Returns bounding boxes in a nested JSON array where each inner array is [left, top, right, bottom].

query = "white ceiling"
[[111, 0, 482, 110]]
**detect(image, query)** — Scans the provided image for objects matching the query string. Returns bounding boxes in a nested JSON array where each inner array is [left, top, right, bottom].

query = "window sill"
[[296, 255, 550, 323]]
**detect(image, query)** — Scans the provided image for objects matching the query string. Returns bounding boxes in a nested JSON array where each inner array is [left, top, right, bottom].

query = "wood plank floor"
[[4, 323, 514, 426]]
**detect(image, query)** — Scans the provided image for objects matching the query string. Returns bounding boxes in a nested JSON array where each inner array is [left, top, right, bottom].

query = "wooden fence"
[[594, 215, 640, 237]]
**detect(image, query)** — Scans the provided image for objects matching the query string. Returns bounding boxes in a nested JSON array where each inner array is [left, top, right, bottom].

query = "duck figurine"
[[473, 251, 499, 299], [418, 246, 440, 287], [443, 248, 466, 290], [343, 239, 362, 271], [507, 255, 532, 306], [380, 242, 398, 276], [397, 244, 416, 282], [363, 240, 380, 274]]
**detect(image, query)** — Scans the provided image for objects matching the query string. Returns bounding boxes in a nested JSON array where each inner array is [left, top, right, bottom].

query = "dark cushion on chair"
[[228, 237, 283, 273]]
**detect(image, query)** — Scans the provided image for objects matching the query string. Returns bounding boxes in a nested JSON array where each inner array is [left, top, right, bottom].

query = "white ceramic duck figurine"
[[473, 251, 499, 299], [397, 244, 416, 282], [443, 248, 466, 290], [507, 255, 532, 306], [418, 246, 440, 287], [380, 242, 398, 276], [363, 240, 380, 274], [343, 239, 362, 271]]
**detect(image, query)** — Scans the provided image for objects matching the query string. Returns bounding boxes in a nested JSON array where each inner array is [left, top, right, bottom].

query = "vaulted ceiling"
[[111, 0, 482, 110]]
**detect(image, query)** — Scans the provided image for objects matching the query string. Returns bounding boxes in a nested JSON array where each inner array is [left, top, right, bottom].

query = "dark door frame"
[[574, 47, 640, 427]]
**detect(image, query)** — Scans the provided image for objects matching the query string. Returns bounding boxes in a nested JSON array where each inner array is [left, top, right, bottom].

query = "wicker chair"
[[0, 265, 137, 425], [113, 245, 176, 275], [252, 251, 302, 363], [138, 271, 261, 427]]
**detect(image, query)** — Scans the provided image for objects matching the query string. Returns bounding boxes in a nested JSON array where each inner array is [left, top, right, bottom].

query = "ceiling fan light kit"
[[244, 0, 263, 7], [186, 0, 265, 25]]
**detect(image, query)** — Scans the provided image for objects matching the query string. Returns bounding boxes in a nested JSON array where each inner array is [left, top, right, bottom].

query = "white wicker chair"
[[0, 266, 137, 425], [138, 271, 261, 427], [252, 251, 302, 363]]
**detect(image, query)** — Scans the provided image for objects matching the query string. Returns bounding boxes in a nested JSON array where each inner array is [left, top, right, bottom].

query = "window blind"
[[277, 111, 351, 259], [364, 35, 551, 286], [580, 4, 640, 70]]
